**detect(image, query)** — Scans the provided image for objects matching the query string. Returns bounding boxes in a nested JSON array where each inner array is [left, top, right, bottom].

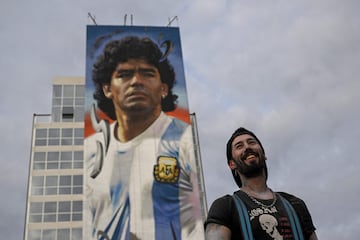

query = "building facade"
[[24, 77, 207, 240]]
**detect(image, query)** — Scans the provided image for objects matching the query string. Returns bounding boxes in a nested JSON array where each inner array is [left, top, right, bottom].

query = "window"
[[28, 229, 41, 240], [29, 201, 82, 223], [43, 229, 56, 240], [57, 229, 70, 239], [31, 175, 83, 196], [45, 176, 58, 195], [53, 85, 62, 98], [31, 176, 44, 195], [33, 152, 46, 170], [27, 228, 81, 240], [63, 85, 74, 98], [62, 107, 74, 119], [35, 129, 47, 146], [29, 202, 43, 223]]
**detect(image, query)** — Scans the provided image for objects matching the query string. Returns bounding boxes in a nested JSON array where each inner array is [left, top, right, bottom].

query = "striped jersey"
[[85, 112, 205, 240]]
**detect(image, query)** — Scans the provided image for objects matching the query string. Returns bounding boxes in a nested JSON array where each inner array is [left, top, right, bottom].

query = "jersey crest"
[[153, 156, 179, 183]]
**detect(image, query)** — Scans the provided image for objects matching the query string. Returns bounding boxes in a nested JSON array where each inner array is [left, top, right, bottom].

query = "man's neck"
[[240, 174, 273, 199], [115, 111, 161, 142]]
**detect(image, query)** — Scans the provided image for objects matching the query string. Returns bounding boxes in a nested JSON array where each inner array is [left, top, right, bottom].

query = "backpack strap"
[[232, 194, 254, 240], [277, 193, 304, 240]]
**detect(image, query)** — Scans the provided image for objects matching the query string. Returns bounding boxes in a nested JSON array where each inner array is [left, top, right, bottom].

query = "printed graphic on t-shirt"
[[248, 205, 294, 240]]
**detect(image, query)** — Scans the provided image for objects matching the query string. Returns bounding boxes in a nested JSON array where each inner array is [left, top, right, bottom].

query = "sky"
[[1, 0, 359, 239]]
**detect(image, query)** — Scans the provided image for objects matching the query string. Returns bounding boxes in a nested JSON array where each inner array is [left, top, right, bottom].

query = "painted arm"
[[205, 223, 231, 240]]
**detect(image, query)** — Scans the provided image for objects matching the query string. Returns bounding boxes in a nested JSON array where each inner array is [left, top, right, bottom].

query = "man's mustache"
[[240, 149, 259, 162]]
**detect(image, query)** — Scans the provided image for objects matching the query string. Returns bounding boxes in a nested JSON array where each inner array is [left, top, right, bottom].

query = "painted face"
[[103, 59, 168, 117], [230, 134, 266, 177]]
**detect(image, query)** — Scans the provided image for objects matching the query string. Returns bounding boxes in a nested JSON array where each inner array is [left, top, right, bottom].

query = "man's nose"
[[130, 72, 144, 85]]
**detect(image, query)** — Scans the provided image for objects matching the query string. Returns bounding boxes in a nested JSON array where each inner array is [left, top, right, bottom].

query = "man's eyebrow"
[[116, 67, 157, 73], [138, 67, 157, 73]]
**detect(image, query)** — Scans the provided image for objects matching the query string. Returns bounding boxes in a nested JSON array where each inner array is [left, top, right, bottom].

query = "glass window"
[[59, 187, 71, 194], [44, 214, 56, 222], [63, 98, 74, 106], [74, 151, 83, 160], [34, 152, 46, 161], [75, 85, 84, 97], [72, 228, 82, 240], [62, 128, 73, 137], [74, 128, 84, 137], [48, 152, 59, 161], [58, 213, 71, 222], [28, 229, 41, 240], [59, 175, 71, 185], [61, 138, 73, 145], [44, 202, 57, 213], [32, 176, 44, 187], [53, 85, 62, 97], [47, 162, 59, 169], [43, 229, 56, 240], [57, 229, 70, 239], [72, 201, 82, 212], [73, 162, 83, 169], [73, 175, 83, 185], [45, 188, 57, 195], [72, 187, 83, 194], [33, 162, 45, 170], [32, 188, 44, 195], [49, 128, 60, 138], [52, 97, 61, 106], [48, 139, 60, 146], [45, 176, 58, 187], [35, 128, 47, 138], [60, 162, 72, 169], [35, 139, 47, 146], [74, 138, 83, 145], [63, 85, 74, 97], [72, 213, 82, 221], [61, 151, 72, 160], [30, 202, 43, 214], [75, 98, 84, 106], [52, 107, 61, 122], [59, 201, 71, 212], [29, 214, 42, 223], [74, 110, 85, 122]]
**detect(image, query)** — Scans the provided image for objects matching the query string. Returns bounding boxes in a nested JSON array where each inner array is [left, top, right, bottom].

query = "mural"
[[84, 25, 204, 240]]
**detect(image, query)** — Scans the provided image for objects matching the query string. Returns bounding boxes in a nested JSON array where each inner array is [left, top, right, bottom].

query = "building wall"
[[24, 77, 85, 240]]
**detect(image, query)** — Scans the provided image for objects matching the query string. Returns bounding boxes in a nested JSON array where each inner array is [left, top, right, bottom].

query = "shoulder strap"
[[232, 194, 254, 240], [276, 193, 304, 240]]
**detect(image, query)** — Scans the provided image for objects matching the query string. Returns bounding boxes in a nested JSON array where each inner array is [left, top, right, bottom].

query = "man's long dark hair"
[[92, 36, 178, 120]]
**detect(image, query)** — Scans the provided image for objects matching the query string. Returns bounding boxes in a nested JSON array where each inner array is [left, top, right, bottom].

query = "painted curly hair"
[[92, 36, 178, 120]]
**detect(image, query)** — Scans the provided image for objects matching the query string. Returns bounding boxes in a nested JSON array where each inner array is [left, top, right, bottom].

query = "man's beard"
[[235, 149, 266, 178]]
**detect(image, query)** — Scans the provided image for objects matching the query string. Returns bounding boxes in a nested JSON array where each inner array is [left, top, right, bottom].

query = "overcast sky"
[[1, 0, 359, 239]]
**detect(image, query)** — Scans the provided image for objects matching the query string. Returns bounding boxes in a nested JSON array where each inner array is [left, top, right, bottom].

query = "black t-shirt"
[[205, 190, 316, 240]]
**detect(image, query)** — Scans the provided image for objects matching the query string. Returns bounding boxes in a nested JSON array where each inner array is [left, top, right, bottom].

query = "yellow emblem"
[[153, 156, 179, 183]]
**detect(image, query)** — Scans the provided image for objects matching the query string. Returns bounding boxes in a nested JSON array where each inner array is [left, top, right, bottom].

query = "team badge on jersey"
[[153, 156, 179, 183]]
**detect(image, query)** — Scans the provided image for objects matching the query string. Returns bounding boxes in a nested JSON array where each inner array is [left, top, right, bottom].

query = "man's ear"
[[103, 84, 112, 99], [228, 160, 237, 170], [161, 83, 169, 98]]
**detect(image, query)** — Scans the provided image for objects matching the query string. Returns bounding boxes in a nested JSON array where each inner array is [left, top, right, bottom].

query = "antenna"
[[167, 16, 178, 27], [88, 12, 97, 25], [124, 14, 133, 25]]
